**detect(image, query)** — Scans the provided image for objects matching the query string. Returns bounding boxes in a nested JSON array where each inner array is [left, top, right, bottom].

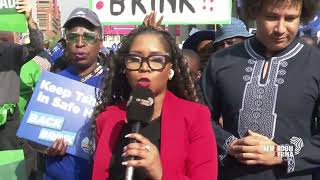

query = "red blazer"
[[92, 91, 218, 180]]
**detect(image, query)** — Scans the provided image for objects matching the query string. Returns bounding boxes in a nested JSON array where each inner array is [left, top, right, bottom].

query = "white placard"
[[89, 0, 232, 25]]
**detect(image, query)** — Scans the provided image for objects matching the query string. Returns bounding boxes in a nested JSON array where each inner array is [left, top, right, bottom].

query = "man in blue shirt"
[[44, 8, 105, 180]]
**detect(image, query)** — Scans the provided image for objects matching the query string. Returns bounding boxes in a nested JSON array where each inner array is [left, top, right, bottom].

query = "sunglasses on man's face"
[[66, 31, 100, 44]]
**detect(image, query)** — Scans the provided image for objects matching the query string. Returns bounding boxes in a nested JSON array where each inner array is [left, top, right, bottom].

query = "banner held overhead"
[[89, 0, 232, 25]]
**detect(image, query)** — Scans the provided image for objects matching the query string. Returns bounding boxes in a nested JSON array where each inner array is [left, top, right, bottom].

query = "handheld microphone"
[[125, 87, 154, 180]]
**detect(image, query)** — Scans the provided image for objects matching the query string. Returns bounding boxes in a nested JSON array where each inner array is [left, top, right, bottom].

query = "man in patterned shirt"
[[202, 0, 320, 179]]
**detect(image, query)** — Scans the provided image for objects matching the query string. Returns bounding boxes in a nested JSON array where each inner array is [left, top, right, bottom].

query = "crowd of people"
[[2, 0, 320, 180]]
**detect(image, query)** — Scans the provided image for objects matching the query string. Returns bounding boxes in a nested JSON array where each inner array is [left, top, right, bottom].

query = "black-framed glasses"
[[66, 31, 100, 44], [124, 54, 171, 71]]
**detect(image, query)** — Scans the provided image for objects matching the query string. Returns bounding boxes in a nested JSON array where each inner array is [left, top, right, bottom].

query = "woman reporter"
[[92, 26, 218, 180]]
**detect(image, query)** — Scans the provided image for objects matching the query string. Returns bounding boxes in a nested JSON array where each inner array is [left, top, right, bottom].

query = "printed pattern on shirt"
[[219, 135, 238, 161], [287, 156, 295, 173], [238, 40, 304, 139]]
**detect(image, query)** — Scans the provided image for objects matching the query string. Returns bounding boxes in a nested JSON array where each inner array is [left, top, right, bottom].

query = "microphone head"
[[126, 87, 154, 124]]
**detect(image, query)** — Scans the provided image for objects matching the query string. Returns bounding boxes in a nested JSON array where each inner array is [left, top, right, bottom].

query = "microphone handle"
[[125, 166, 134, 180], [125, 122, 141, 180]]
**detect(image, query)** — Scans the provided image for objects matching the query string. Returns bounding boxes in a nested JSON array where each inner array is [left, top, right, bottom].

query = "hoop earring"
[[169, 69, 174, 80]]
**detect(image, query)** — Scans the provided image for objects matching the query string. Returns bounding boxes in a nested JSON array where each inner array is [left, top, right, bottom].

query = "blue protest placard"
[[17, 71, 98, 160]]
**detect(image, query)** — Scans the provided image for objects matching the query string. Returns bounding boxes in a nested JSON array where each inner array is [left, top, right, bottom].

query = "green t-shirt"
[[18, 60, 41, 120]]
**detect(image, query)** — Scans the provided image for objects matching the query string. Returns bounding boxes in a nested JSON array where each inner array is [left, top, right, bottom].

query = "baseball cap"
[[63, 8, 102, 35]]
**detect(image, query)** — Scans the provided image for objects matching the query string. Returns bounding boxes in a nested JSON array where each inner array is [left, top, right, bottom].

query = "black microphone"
[[125, 87, 154, 180]]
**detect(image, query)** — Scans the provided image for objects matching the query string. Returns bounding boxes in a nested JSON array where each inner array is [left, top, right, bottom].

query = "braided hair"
[[90, 26, 198, 151]]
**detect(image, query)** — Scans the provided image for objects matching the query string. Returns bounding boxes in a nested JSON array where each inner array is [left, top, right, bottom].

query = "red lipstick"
[[137, 78, 151, 88]]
